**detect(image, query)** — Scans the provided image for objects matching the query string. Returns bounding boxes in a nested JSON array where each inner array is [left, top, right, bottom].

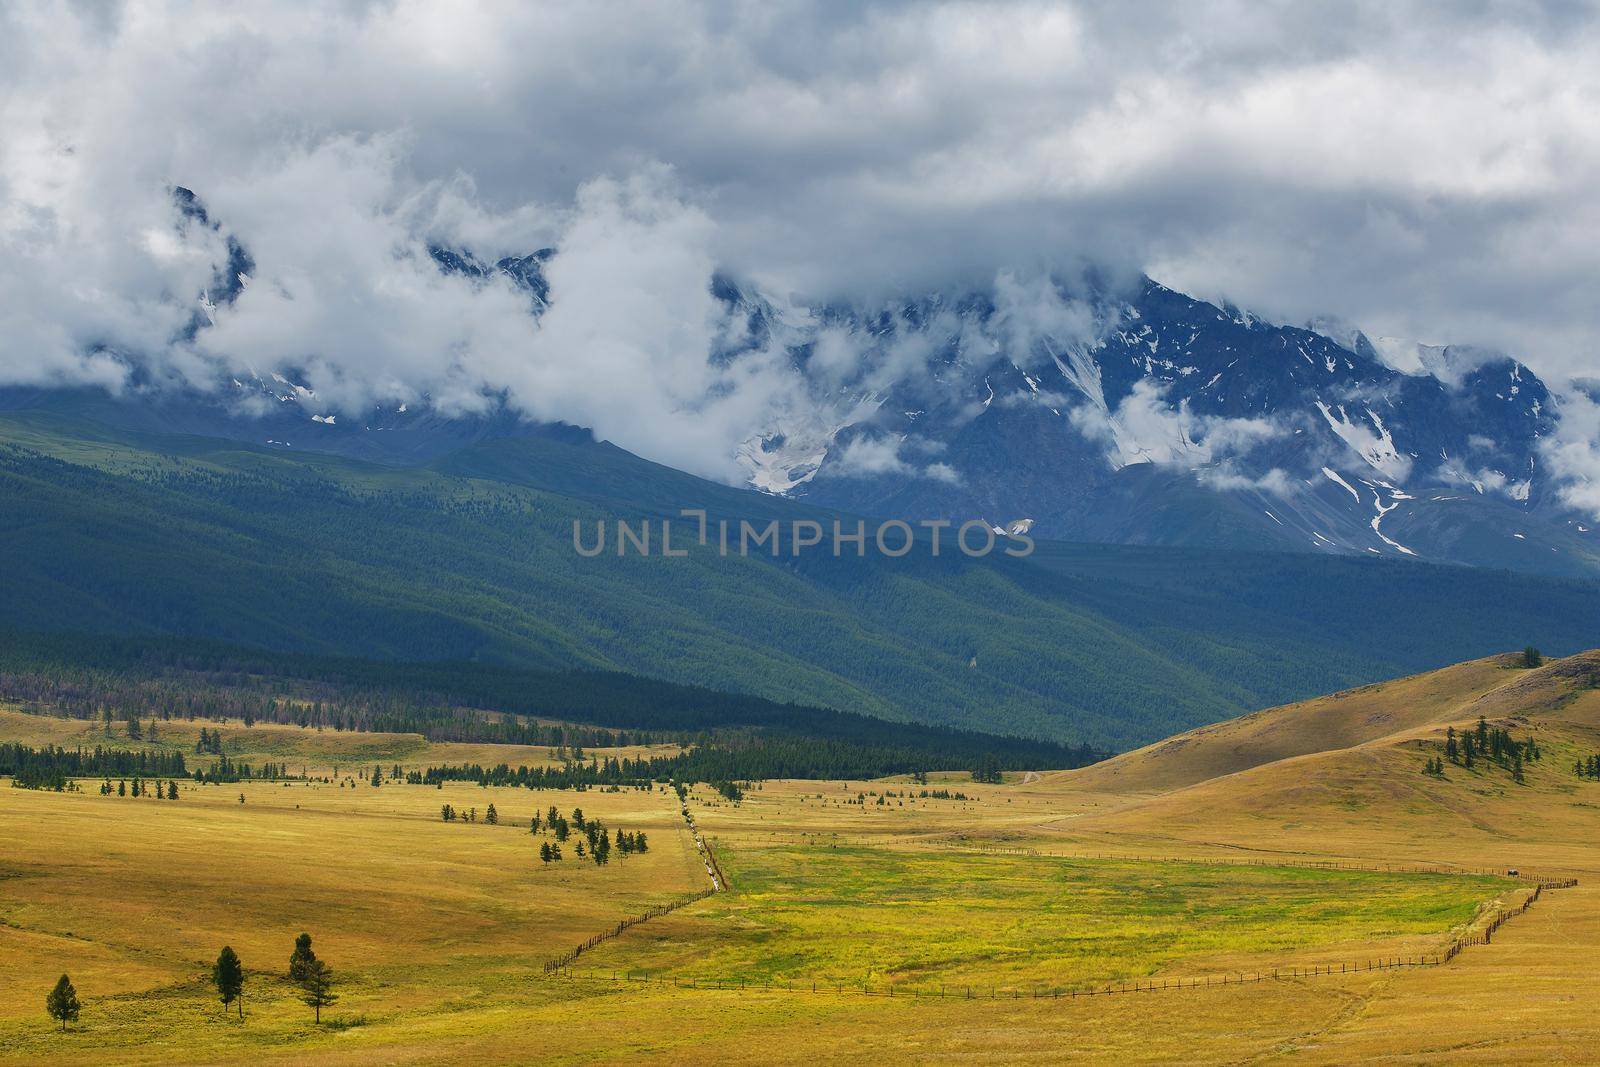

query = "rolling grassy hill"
[[1064, 653, 1527, 794], [2, 408, 1598, 748], [1031, 648, 1600, 875]]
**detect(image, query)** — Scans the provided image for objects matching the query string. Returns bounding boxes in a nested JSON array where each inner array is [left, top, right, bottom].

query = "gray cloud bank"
[[2, 0, 1598, 485]]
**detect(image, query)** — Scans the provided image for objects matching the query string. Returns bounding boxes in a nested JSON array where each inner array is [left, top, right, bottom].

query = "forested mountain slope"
[[2, 410, 1596, 748]]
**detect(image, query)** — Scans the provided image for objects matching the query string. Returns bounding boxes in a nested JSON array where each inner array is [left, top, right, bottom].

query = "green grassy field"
[[586, 846, 1504, 991]]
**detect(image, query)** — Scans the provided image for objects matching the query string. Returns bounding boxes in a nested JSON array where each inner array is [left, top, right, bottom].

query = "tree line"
[[0, 741, 306, 791], [0, 629, 1105, 772], [1, 742, 187, 791], [410, 727, 1091, 790]]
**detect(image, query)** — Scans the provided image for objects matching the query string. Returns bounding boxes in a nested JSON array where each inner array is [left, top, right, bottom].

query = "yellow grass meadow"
[[3, 651, 1600, 1063]]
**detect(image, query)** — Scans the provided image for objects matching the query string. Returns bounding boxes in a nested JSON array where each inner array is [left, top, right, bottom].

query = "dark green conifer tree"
[[299, 959, 337, 1023], [288, 933, 317, 983], [46, 974, 80, 1031], [212, 946, 244, 1017]]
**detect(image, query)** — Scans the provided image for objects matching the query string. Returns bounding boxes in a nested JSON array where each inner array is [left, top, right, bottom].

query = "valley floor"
[[4, 651, 1600, 1063], [0, 774, 1589, 1064]]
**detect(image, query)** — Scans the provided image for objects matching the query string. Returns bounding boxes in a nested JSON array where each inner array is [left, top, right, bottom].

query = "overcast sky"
[[2, 1, 1597, 475]]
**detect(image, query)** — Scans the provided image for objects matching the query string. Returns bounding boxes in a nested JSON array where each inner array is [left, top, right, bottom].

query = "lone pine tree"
[[46, 974, 80, 1031], [212, 946, 245, 1017]]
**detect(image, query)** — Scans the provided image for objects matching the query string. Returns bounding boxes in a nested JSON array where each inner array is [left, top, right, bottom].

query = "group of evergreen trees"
[[0, 630, 1100, 776], [1573, 754, 1600, 779], [0, 740, 295, 790], [287, 934, 338, 1023], [0, 636, 682, 748], [192, 756, 292, 784], [438, 803, 497, 823], [970, 753, 1004, 784], [1438, 719, 1542, 782], [112, 714, 160, 741], [208, 935, 337, 1023], [407, 726, 1075, 790], [531, 805, 647, 867], [98, 777, 180, 799]]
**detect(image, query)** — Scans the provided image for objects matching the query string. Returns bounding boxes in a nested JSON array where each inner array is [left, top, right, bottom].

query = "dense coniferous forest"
[[410, 729, 1065, 786], [0, 631, 1098, 776], [0, 742, 187, 789]]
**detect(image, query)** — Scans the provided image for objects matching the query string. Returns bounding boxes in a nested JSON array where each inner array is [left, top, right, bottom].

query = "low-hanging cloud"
[[2, 0, 1598, 484], [1070, 379, 1288, 470], [1541, 392, 1600, 517], [830, 433, 965, 485]]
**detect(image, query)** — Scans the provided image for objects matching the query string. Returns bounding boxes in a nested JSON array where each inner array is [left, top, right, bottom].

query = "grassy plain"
[[0, 774, 702, 1064], [5, 651, 1600, 1062], [0, 770, 1524, 1065]]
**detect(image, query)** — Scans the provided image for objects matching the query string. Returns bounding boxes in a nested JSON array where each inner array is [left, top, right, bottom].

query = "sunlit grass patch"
[[593, 846, 1508, 990]]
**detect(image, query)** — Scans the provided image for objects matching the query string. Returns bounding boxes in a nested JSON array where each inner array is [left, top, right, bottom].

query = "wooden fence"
[[681, 804, 730, 891], [541, 888, 716, 975], [538, 797, 735, 975], [1439, 877, 1577, 961]]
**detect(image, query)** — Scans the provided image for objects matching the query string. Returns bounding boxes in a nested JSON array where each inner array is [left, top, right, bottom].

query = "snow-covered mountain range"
[[9, 186, 1596, 579], [713, 274, 1599, 577]]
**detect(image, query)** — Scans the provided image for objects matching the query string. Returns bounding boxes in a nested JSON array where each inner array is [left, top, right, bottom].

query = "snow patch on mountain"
[[1369, 492, 1417, 556], [1314, 401, 1411, 481], [1322, 466, 1361, 502], [736, 393, 884, 493]]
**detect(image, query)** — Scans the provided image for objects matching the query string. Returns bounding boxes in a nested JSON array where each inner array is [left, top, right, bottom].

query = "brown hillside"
[[1060, 652, 1566, 795], [1041, 649, 1600, 872]]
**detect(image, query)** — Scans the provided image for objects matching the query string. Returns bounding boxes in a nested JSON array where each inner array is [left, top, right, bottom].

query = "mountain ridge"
[[2, 406, 1598, 749], [6, 185, 1595, 579]]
